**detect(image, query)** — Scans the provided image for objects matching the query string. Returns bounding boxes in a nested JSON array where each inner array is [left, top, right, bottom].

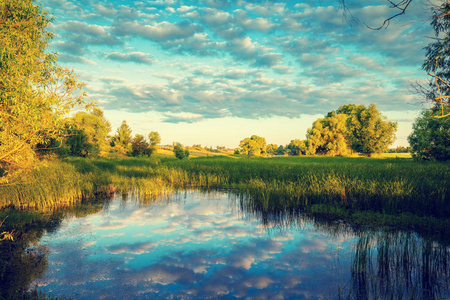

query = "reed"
[[0, 156, 448, 223]]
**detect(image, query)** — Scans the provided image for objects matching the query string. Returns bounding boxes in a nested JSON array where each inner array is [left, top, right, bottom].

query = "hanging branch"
[[428, 56, 450, 118], [366, 0, 414, 30]]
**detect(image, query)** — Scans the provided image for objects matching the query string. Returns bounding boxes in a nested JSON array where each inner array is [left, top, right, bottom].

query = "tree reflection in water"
[[0, 197, 110, 299], [0, 240, 49, 298]]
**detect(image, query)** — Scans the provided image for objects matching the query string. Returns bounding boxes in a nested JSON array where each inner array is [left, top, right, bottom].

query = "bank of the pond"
[[0, 156, 449, 231]]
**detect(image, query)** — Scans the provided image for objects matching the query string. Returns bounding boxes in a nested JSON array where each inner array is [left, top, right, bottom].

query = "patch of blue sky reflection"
[[35, 191, 356, 299]]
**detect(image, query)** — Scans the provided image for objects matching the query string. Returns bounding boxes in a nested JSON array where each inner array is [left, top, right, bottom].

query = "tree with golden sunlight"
[[0, 0, 88, 184]]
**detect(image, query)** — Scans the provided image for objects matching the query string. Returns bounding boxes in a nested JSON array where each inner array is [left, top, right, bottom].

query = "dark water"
[[1, 190, 449, 299]]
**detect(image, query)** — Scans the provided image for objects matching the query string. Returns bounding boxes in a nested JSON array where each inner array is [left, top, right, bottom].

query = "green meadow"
[[1, 155, 448, 233]]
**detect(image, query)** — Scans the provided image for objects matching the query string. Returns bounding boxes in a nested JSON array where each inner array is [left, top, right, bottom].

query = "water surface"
[[4, 190, 450, 299]]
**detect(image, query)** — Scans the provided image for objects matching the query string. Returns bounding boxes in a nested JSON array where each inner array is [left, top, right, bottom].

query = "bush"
[[173, 143, 189, 160]]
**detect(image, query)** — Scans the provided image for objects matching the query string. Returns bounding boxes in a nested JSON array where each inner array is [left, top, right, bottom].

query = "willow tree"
[[345, 104, 398, 156], [421, 1, 450, 119], [239, 135, 267, 156], [0, 0, 87, 184], [306, 113, 350, 156], [308, 104, 397, 156]]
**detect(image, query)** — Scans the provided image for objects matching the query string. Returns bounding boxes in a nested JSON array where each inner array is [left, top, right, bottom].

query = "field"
[[0, 155, 448, 233]]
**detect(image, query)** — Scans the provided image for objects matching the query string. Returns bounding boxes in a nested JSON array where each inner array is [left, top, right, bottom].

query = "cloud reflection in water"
[[32, 191, 383, 299]]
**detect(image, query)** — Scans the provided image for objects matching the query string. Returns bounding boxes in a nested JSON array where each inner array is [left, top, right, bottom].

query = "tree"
[[339, 0, 450, 118], [239, 135, 266, 156], [65, 112, 108, 157], [111, 121, 132, 155], [419, 1, 450, 119], [266, 144, 278, 155], [148, 131, 161, 154], [66, 130, 91, 157], [276, 145, 286, 155], [308, 104, 397, 156], [91, 108, 111, 135], [286, 139, 308, 156], [0, 0, 87, 183], [116, 121, 132, 146], [148, 131, 161, 147], [173, 143, 189, 159], [346, 104, 397, 156], [307, 113, 351, 156], [408, 109, 450, 160], [131, 134, 150, 156]]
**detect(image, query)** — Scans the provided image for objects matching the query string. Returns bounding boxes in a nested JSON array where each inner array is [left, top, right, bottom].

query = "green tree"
[[287, 139, 308, 156], [421, 1, 450, 119], [148, 131, 161, 146], [239, 135, 267, 156], [408, 109, 450, 161], [173, 143, 189, 159], [0, 0, 87, 183], [309, 113, 350, 156], [306, 118, 326, 155], [308, 104, 396, 156], [148, 131, 161, 154], [111, 121, 132, 155], [266, 144, 278, 155], [276, 145, 286, 155], [131, 134, 150, 157], [91, 107, 111, 135], [65, 112, 108, 157], [346, 104, 397, 156], [66, 130, 91, 157]]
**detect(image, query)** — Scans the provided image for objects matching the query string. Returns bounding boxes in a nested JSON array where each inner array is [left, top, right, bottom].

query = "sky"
[[41, 0, 434, 148]]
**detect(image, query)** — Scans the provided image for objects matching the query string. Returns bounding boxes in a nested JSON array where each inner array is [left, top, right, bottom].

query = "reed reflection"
[[351, 232, 450, 300], [240, 193, 450, 300]]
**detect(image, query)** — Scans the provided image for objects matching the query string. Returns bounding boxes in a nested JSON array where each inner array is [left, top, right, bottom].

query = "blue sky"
[[42, 0, 433, 147]]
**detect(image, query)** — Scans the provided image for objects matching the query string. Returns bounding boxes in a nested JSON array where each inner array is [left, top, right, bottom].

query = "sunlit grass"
[[0, 156, 448, 223]]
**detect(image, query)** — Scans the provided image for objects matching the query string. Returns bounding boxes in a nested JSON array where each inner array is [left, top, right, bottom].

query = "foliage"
[[346, 104, 397, 156], [408, 109, 450, 161], [422, 1, 450, 119], [91, 107, 111, 135], [173, 143, 189, 159], [388, 146, 412, 153], [0, 217, 13, 241], [276, 145, 286, 155], [310, 103, 397, 157], [111, 121, 132, 155], [66, 130, 92, 157], [65, 112, 108, 157], [286, 139, 307, 156], [239, 135, 266, 156], [266, 144, 278, 155], [0, 0, 87, 184], [307, 113, 350, 156], [147, 131, 160, 154], [131, 134, 152, 157], [148, 131, 161, 147]]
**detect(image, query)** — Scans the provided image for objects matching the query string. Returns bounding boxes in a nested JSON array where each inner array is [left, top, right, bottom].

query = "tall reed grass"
[[0, 156, 448, 222]]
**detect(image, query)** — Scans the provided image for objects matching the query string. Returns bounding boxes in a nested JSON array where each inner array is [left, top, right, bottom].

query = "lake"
[[2, 190, 449, 299]]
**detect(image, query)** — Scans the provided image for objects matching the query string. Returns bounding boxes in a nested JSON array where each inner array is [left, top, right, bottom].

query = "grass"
[[0, 155, 448, 229]]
